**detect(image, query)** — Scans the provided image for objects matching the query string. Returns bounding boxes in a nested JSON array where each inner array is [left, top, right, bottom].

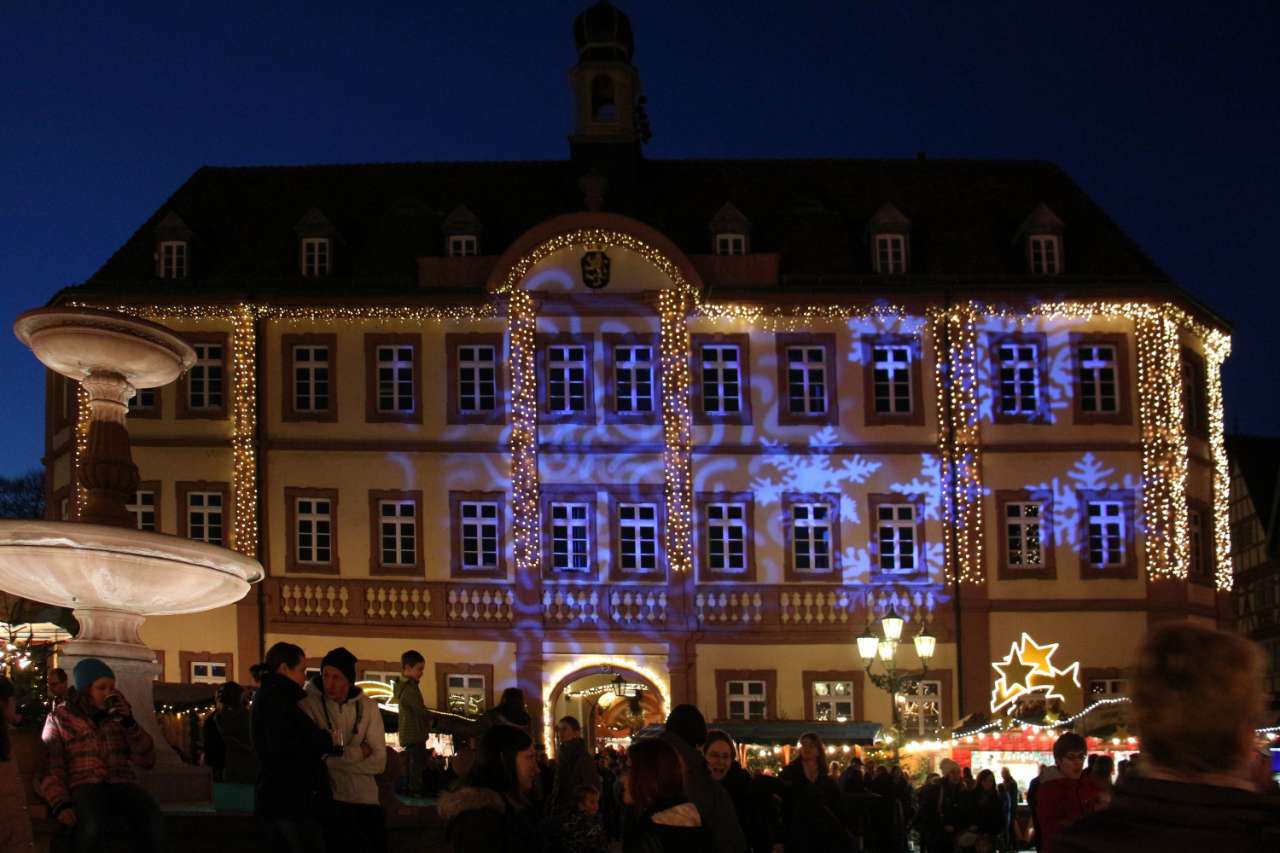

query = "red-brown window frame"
[[435, 662, 496, 715], [368, 489, 425, 577], [606, 484, 666, 582], [540, 485, 599, 581], [695, 491, 757, 582], [127, 385, 162, 419], [285, 487, 340, 575], [364, 334, 424, 424], [603, 332, 661, 425], [715, 668, 777, 722], [446, 333, 507, 426], [775, 333, 838, 427], [175, 480, 231, 546], [995, 489, 1057, 580], [861, 334, 925, 427], [179, 650, 234, 685], [129, 480, 163, 533], [1070, 333, 1132, 426], [868, 492, 927, 582], [449, 490, 507, 579], [282, 333, 338, 422], [1077, 488, 1138, 579], [537, 333, 597, 425], [989, 332, 1050, 424], [782, 492, 842, 582], [691, 333, 753, 426], [802, 670, 865, 722], [177, 332, 230, 420]]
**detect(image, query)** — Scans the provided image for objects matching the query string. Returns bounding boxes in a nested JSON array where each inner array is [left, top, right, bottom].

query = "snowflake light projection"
[[1025, 452, 1142, 553], [749, 426, 881, 522]]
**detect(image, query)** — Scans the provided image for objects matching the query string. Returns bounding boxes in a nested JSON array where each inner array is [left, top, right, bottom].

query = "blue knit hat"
[[72, 658, 115, 693]]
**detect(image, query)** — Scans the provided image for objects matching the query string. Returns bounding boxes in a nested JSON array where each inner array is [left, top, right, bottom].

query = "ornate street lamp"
[[858, 608, 934, 760]]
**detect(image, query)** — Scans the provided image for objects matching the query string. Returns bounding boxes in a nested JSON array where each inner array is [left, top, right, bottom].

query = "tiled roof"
[[71, 157, 1184, 302]]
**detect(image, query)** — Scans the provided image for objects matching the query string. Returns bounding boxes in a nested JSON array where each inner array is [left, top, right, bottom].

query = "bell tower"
[[569, 1, 647, 156]]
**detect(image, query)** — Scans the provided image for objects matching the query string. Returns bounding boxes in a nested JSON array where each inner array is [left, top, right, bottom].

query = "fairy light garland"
[[73, 386, 90, 518], [1202, 332, 1233, 590], [507, 288, 541, 577], [1134, 314, 1190, 578], [659, 289, 694, 574], [229, 306, 258, 557]]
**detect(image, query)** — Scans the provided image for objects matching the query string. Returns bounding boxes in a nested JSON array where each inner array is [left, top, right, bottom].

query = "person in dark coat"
[[549, 715, 601, 816], [438, 723, 542, 853], [476, 687, 533, 736], [998, 767, 1020, 849], [779, 732, 855, 853], [622, 737, 712, 853], [1057, 624, 1280, 853], [203, 681, 256, 783], [705, 729, 779, 853], [658, 705, 746, 853], [1034, 733, 1101, 853], [970, 769, 1005, 846], [936, 759, 972, 853], [251, 641, 335, 852]]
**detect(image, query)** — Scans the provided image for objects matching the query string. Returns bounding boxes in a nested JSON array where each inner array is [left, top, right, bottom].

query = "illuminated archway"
[[543, 656, 670, 753]]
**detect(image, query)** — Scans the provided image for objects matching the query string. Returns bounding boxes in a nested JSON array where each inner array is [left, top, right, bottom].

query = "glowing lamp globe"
[[913, 628, 937, 663], [880, 607, 905, 642]]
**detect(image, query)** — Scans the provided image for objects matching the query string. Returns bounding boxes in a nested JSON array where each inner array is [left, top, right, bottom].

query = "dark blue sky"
[[2, 1, 1277, 476]]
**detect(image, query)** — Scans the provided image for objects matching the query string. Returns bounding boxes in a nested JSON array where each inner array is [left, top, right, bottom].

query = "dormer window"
[[715, 233, 746, 256], [874, 234, 907, 274], [449, 235, 479, 257], [158, 241, 188, 279], [301, 237, 331, 277], [1029, 234, 1061, 276]]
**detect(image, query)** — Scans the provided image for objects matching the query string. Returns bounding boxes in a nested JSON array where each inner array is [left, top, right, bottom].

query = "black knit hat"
[[320, 646, 358, 684]]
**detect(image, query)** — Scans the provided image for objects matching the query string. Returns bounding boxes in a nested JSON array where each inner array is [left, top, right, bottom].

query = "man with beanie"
[[659, 704, 746, 853], [41, 657, 162, 853], [301, 646, 388, 852], [1034, 732, 1100, 852]]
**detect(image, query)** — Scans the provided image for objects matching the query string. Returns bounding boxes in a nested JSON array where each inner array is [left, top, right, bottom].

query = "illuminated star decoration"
[[989, 633, 1082, 714]]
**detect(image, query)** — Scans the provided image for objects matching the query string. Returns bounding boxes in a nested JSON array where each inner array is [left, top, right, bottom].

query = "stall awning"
[[639, 720, 882, 745]]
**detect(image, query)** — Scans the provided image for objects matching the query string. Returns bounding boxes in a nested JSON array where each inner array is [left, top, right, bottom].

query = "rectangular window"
[[446, 674, 487, 716], [701, 344, 743, 415], [1088, 678, 1128, 698], [457, 344, 497, 413], [706, 502, 748, 574], [1087, 500, 1126, 569], [377, 345, 416, 414], [1029, 235, 1060, 275], [460, 501, 500, 571], [877, 504, 917, 573], [128, 388, 157, 413], [786, 346, 828, 415], [998, 342, 1040, 415], [812, 680, 855, 722], [190, 661, 227, 684], [1005, 502, 1044, 568], [899, 680, 942, 736], [295, 497, 333, 565], [301, 237, 330, 276], [186, 491, 224, 546], [1078, 344, 1119, 414], [791, 503, 832, 573], [715, 233, 746, 256], [547, 344, 588, 414], [448, 235, 478, 257], [292, 345, 330, 413], [379, 500, 417, 568], [188, 343, 224, 411], [128, 490, 157, 532], [872, 345, 913, 415], [614, 345, 655, 413], [1189, 506, 1207, 580], [1182, 350, 1207, 437], [726, 680, 767, 720], [159, 241, 187, 279], [550, 501, 591, 573], [618, 502, 659, 573], [875, 234, 906, 274]]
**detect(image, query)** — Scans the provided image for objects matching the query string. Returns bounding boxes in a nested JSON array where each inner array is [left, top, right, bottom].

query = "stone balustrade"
[[695, 589, 765, 625], [779, 589, 859, 625], [610, 589, 667, 625], [543, 588, 602, 624]]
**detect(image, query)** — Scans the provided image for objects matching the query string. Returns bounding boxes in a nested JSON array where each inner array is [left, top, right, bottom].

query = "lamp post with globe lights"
[[857, 606, 935, 760]]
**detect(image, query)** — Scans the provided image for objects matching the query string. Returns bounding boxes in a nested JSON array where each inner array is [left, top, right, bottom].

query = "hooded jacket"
[[300, 676, 387, 806], [251, 671, 333, 819], [657, 731, 747, 853]]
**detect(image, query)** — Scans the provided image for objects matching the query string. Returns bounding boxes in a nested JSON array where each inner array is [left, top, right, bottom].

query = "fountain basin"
[[14, 307, 195, 388]]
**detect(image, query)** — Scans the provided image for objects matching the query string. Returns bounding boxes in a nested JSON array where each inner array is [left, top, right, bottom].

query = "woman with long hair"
[[780, 732, 854, 852], [968, 769, 1006, 850], [622, 737, 710, 852], [0, 676, 36, 852], [439, 722, 541, 853]]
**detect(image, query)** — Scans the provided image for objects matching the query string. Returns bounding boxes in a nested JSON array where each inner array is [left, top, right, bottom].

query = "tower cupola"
[[569, 1, 646, 152]]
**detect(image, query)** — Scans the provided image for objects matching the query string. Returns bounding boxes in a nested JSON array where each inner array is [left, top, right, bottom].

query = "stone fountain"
[[0, 307, 264, 803]]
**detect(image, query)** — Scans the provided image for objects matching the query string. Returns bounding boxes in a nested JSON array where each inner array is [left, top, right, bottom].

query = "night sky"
[[2, 1, 1277, 477]]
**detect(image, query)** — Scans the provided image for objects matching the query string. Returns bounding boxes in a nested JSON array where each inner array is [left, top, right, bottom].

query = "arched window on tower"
[[592, 74, 618, 122]]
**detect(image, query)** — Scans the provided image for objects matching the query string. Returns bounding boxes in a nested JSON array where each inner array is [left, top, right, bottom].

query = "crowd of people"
[[0, 622, 1277, 852]]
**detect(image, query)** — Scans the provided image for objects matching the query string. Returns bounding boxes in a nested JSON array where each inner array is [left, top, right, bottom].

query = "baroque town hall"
[[43, 2, 1230, 748]]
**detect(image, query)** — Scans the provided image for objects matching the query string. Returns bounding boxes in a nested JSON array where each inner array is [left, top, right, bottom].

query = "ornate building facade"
[[42, 2, 1231, 747]]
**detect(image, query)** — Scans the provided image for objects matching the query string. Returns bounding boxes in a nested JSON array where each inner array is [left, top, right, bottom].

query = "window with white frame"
[[786, 346, 828, 415], [377, 345, 416, 414], [715, 233, 746, 256], [301, 237, 331, 276], [1088, 678, 1129, 699], [1029, 234, 1060, 275], [448, 234, 478, 257], [550, 501, 591, 573], [547, 344, 588, 413], [1189, 506, 1206, 579], [1005, 502, 1045, 568], [618, 502, 659, 573], [460, 501, 500, 571], [446, 673, 487, 716], [188, 343, 224, 410], [379, 500, 417, 567], [791, 502, 832, 573], [614, 345, 654, 413], [874, 234, 906, 274], [295, 496, 332, 565], [726, 680, 767, 720], [872, 345, 913, 415], [898, 680, 941, 736], [128, 388, 157, 412], [186, 491, 223, 546], [812, 680, 854, 722], [1086, 500, 1126, 568], [457, 344, 497, 413], [159, 240, 188, 279], [190, 661, 227, 684], [700, 344, 743, 415], [127, 490, 157, 532], [998, 342, 1040, 415], [292, 344, 330, 413], [877, 504, 917, 573], [362, 670, 399, 686], [705, 503, 748, 574], [1077, 344, 1119, 414]]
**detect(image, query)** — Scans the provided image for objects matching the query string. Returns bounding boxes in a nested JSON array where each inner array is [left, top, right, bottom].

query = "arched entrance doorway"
[[547, 662, 668, 755]]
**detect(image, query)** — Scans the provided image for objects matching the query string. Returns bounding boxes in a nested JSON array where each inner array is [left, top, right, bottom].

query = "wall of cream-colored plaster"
[[988, 611, 1146, 674], [141, 604, 240, 682]]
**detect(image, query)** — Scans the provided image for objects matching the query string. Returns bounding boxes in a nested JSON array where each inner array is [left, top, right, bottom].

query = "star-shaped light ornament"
[[989, 633, 1083, 714], [1036, 661, 1082, 712], [1014, 634, 1059, 678]]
